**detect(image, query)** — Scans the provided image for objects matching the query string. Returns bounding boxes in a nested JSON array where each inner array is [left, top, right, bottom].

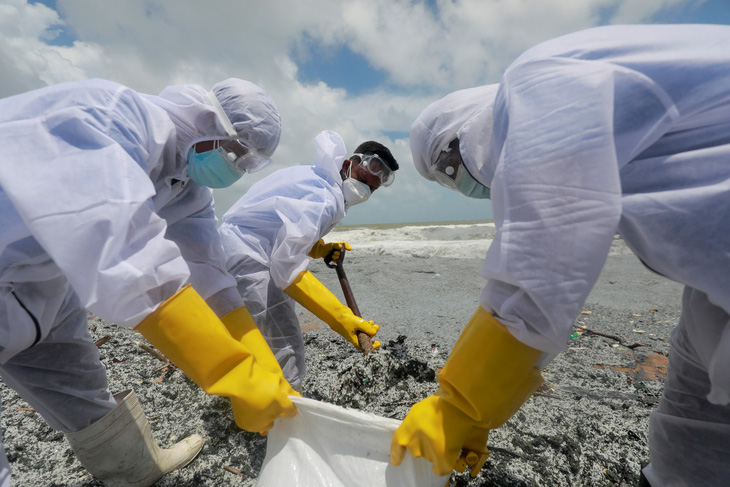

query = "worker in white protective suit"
[[391, 24, 730, 487], [0, 78, 298, 487], [218, 130, 399, 389]]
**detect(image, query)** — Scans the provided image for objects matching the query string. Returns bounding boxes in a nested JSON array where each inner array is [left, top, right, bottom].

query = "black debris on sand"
[[1, 252, 682, 486]]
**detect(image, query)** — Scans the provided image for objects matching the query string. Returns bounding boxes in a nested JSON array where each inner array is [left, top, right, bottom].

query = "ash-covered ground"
[[1, 249, 683, 486]]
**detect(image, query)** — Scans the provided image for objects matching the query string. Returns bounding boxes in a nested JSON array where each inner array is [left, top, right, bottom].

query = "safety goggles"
[[354, 153, 395, 187], [428, 138, 464, 191], [214, 137, 272, 174], [206, 91, 273, 174]]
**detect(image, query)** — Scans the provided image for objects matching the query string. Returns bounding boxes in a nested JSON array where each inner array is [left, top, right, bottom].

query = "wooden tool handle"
[[332, 249, 375, 355]]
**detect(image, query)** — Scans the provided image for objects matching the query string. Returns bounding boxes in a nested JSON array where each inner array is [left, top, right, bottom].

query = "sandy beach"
[[0, 226, 684, 486]]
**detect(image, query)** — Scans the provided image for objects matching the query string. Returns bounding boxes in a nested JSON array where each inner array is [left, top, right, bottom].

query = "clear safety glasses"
[[428, 138, 464, 191], [354, 153, 395, 187], [214, 137, 272, 174]]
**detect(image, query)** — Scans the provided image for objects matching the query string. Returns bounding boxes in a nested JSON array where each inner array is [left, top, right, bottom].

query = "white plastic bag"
[[257, 396, 450, 487]]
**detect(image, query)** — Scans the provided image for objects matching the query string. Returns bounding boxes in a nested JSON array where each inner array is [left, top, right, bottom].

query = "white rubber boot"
[[65, 389, 204, 487]]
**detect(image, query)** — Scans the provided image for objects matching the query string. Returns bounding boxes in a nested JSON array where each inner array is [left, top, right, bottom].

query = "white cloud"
[[0, 0, 707, 224], [0, 0, 79, 95], [613, 0, 694, 24]]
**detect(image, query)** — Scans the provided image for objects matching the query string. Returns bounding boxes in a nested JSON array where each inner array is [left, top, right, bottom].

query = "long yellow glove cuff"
[[221, 306, 285, 376], [438, 306, 544, 428], [135, 285, 297, 433], [391, 307, 544, 476], [284, 270, 379, 350], [307, 239, 352, 260]]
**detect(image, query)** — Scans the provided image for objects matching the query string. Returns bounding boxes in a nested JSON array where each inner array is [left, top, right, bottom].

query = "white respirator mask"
[[341, 163, 371, 208]]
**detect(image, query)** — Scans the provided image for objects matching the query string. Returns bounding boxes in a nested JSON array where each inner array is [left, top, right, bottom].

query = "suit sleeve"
[[0, 107, 189, 327], [161, 183, 242, 317], [480, 56, 677, 353], [269, 190, 341, 290]]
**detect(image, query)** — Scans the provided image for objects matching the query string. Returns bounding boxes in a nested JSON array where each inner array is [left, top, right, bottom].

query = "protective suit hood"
[[212, 78, 281, 158], [145, 78, 281, 161], [311, 130, 348, 189], [410, 84, 499, 189]]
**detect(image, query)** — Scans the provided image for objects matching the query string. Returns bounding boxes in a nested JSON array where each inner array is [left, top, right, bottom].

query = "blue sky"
[[2, 0, 729, 225]]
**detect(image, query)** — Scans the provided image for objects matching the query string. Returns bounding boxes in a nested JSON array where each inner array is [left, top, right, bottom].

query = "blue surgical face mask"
[[457, 165, 491, 199], [186, 148, 243, 188]]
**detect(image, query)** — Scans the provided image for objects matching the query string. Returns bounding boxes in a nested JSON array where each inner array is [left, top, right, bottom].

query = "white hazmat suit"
[[0, 77, 281, 485], [410, 24, 730, 486], [219, 130, 348, 389]]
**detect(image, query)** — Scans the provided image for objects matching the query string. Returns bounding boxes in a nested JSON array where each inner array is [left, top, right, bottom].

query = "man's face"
[[429, 138, 464, 190], [192, 140, 217, 153], [346, 156, 382, 192], [191, 138, 251, 160]]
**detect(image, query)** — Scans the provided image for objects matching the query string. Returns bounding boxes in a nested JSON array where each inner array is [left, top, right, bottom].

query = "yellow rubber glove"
[[135, 285, 298, 433], [284, 270, 380, 350], [307, 239, 352, 261], [390, 307, 543, 477], [454, 427, 490, 477], [221, 305, 287, 376]]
